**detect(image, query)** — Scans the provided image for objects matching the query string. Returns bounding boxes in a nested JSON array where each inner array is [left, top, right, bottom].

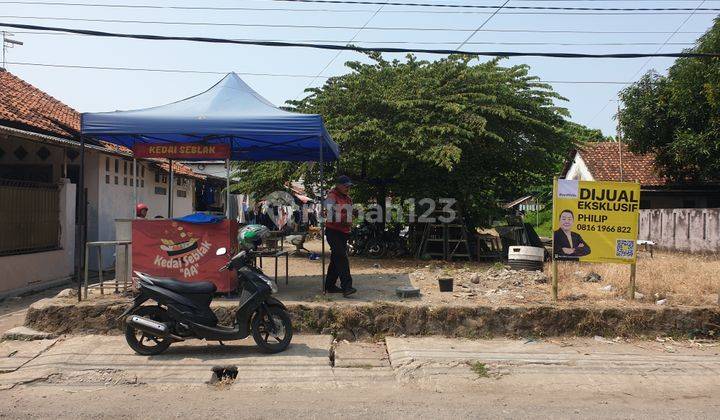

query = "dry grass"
[[551, 251, 720, 306]]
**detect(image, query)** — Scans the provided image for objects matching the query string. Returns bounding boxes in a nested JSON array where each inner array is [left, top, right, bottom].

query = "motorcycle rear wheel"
[[124, 306, 172, 356], [251, 306, 293, 353]]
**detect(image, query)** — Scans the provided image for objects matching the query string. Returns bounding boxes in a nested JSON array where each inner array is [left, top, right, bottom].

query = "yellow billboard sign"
[[552, 179, 640, 264]]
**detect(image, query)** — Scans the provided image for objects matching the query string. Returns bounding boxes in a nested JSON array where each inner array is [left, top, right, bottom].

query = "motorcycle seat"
[[136, 272, 217, 294]]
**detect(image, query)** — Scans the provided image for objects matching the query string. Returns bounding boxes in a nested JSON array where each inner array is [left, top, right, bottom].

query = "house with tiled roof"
[[561, 141, 720, 209], [0, 69, 204, 296]]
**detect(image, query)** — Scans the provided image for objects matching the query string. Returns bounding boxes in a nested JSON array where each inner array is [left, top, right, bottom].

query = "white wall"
[[564, 153, 594, 181], [90, 154, 195, 269], [640, 208, 720, 253], [0, 134, 67, 180], [1, 179, 76, 296], [133, 161, 195, 219]]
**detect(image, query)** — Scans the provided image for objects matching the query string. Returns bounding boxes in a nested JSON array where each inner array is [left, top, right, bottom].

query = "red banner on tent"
[[132, 219, 238, 292], [133, 143, 230, 159]]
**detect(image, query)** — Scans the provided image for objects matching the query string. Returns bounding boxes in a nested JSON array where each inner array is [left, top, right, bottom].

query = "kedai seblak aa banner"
[[553, 179, 640, 264]]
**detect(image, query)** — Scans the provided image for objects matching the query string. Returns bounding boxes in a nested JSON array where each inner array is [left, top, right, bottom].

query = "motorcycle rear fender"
[[118, 294, 149, 319]]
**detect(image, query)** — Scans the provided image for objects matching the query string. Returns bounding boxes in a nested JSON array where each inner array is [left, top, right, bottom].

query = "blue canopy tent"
[[81, 73, 339, 162], [76, 73, 339, 297]]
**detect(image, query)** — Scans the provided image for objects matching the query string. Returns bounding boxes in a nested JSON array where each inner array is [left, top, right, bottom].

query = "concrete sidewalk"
[[3, 334, 720, 399], [385, 336, 720, 395], [0, 334, 397, 390], [0, 335, 334, 389]]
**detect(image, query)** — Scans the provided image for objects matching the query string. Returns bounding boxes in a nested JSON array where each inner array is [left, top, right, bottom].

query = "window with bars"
[[0, 179, 60, 256]]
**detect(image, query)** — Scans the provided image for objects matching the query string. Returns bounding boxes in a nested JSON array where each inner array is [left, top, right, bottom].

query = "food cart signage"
[[132, 219, 237, 292], [133, 143, 231, 159], [552, 179, 640, 264]]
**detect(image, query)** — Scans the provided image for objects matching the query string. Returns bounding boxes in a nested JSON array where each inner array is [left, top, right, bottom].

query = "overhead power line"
[[0, 16, 708, 34], [457, 0, 510, 49], [299, 0, 388, 98], [4, 60, 633, 85], [630, 0, 708, 81], [272, 0, 720, 10], [6, 30, 699, 46], [1, 22, 717, 59], [2, 1, 719, 14]]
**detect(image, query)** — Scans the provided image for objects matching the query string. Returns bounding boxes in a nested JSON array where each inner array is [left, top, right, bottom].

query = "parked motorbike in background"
[[121, 242, 293, 356], [348, 221, 409, 259]]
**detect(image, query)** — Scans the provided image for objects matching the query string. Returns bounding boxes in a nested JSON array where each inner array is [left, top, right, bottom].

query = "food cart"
[[77, 73, 339, 295]]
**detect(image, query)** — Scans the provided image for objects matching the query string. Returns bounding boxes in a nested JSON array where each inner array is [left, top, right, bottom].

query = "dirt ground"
[[65, 239, 720, 311], [288, 239, 720, 308]]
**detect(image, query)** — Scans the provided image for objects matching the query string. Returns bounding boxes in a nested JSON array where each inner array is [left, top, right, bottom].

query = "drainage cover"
[[396, 286, 421, 298], [210, 365, 238, 385]]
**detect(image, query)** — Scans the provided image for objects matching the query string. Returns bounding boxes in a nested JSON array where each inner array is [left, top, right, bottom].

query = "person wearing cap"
[[136, 203, 149, 219], [323, 175, 356, 297]]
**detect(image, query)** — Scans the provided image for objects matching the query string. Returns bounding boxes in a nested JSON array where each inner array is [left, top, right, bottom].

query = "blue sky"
[[1, 0, 717, 136]]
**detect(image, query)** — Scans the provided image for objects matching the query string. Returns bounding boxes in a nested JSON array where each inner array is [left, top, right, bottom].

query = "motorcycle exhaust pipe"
[[127, 315, 170, 337]]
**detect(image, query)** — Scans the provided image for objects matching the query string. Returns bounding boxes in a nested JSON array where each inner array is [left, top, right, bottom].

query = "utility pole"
[[617, 102, 624, 182], [2, 31, 23, 69]]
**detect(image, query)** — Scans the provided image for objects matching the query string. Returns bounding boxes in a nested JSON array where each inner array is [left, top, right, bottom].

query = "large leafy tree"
[[619, 17, 720, 181], [562, 121, 613, 143], [233, 53, 574, 227]]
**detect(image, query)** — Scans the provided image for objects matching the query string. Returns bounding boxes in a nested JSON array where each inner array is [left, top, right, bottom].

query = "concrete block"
[[334, 341, 390, 368], [1, 326, 56, 341]]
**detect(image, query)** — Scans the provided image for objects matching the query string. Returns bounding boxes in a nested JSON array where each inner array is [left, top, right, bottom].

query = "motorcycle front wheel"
[[251, 306, 293, 353]]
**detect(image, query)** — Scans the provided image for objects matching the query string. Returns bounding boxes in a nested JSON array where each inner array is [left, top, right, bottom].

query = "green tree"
[[233, 53, 575, 227], [619, 17, 720, 181], [562, 120, 613, 143]]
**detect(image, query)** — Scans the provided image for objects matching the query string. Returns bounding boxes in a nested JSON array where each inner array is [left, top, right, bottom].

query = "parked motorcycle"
[[348, 221, 409, 259], [120, 247, 293, 355]]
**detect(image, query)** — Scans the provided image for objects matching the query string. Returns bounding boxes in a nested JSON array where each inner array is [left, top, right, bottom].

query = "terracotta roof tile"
[[577, 141, 667, 186], [0, 69, 80, 138], [0, 69, 202, 179], [152, 159, 206, 180]]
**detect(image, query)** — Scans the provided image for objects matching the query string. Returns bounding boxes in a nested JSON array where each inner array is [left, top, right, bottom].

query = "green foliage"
[[562, 120, 613, 143], [235, 54, 575, 226], [619, 17, 720, 182], [468, 361, 489, 378], [533, 208, 554, 238]]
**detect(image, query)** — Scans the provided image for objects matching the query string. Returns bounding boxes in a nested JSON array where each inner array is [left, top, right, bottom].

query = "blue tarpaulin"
[[80, 73, 339, 162], [173, 212, 224, 224]]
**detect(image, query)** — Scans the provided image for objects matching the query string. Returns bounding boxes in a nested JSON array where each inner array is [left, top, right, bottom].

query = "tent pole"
[[320, 136, 326, 294], [226, 158, 231, 219], [75, 134, 86, 302], [133, 158, 138, 219], [168, 159, 173, 218]]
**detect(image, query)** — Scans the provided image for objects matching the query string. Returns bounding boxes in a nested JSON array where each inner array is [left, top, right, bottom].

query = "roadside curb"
[[24, 297, 720, 340]]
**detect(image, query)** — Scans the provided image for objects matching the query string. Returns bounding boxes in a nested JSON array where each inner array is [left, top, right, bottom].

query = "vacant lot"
[[294, 240, 719, 308]]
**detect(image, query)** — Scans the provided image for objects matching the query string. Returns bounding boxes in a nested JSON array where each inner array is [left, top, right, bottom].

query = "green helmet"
[[238, 224, 270, 249]]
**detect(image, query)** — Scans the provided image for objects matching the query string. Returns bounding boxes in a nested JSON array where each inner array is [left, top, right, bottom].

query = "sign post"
[[551, 178, 558, 301], [552, 179, 641, 300]]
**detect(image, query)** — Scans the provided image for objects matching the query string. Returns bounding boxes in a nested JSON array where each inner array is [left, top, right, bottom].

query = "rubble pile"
[[409, 265, 550, 302]]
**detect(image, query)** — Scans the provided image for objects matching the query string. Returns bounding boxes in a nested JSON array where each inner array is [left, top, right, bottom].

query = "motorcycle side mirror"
[[215, 247, 227, 256]]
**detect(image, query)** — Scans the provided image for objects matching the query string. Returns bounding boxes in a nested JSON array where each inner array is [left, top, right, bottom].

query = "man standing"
[[324, 175, 356, 297]]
